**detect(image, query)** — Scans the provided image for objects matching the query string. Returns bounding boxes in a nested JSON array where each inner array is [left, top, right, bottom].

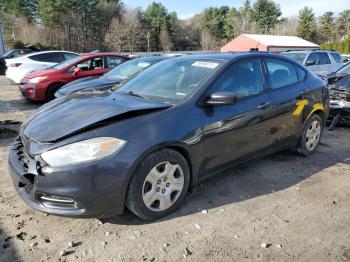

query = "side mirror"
[[73, 67, 81, 75], [206, 92, 237, 106], [306, 59, 316, 66]]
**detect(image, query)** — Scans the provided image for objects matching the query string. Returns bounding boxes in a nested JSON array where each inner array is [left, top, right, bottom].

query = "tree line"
[[0, 0, 349, 53]]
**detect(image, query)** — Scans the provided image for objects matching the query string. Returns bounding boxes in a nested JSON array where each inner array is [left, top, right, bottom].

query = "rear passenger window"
[[30, 53, 65, 63], [318, 53, 331, 65], [63, 52, 79, 61], [265, 58, 298, 89], [294, 65, 306, 81], [211, 59, 264, 99], [105, 56, 127, 69], [331, 53, 342, 63]]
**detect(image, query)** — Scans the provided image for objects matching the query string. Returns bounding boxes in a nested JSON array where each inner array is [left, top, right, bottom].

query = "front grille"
[[12, 136, 36, 194], [13, 137, 30, 171], [18, 174, 34, 194]]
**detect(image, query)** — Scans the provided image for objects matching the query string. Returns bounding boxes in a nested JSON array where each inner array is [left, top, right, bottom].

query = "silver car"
[[281, 50, 343, 75]]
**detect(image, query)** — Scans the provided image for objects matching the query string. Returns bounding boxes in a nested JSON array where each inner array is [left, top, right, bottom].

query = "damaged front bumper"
[[8, 136, 142, 218], [328, 100, 350, 130]]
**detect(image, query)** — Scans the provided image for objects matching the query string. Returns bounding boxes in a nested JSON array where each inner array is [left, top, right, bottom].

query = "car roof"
[[282, 50, 338, 54], [168, 52, 279, 62], [132, 56, 170, 62], [80, 53, 130, 59], [20, 50, 78, 58]]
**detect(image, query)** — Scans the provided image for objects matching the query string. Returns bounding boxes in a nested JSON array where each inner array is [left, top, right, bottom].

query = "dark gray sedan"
[[8, 53, 329, 220]]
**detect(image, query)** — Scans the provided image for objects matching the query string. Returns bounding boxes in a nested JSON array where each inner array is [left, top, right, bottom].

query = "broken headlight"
[[41, 137, 126, 167]]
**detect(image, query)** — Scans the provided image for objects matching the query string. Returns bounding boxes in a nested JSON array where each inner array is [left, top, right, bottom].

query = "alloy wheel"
[[305, 120, 321, 151], [142, 161, 184, 212]]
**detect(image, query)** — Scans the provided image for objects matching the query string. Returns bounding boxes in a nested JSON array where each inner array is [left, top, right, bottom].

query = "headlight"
[[29, 76, 48, 84], [41, 137, 126, 167]]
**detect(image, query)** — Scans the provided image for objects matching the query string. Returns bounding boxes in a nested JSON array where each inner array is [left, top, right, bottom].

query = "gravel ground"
[[0, 76, 350, 262]]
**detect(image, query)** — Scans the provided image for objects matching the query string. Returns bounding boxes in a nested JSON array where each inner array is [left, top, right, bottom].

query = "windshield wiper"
[[122, 91, 146, 100]]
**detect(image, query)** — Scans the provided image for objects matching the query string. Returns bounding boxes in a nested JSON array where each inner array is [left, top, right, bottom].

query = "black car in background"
[[326, 62, 350, 129], [0, 49, 34, 74], [8, 53, 329, 221], [55, 56, 169, 98]]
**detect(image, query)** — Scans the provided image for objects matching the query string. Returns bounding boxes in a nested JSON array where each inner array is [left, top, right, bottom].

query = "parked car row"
[[8, 51, 330, 221], [6, 51, 80, 84]]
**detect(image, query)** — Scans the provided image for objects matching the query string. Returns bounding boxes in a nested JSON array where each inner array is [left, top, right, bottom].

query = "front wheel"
[[46, 83, 64, 101], [126, 149, 190, 221], [297, 114, 323, 156]]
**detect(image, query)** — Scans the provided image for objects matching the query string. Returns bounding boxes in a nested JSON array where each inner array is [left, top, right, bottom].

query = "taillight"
[[9, 63, 22, 67]]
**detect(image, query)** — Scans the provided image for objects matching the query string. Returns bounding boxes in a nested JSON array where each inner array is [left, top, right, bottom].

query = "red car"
[[19, 53, 130, 101]]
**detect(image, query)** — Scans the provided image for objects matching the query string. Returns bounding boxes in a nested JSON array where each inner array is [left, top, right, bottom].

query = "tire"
[[46, 83, 64, 101], [126, 149, 190, 221], [296, 114, 323, 156]]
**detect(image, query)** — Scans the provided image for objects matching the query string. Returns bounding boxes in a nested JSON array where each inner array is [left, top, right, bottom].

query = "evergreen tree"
[[319, 11, 335, 42], [224, 8, 241, 39], [251, 0, 282, 33], [143, 2, 170, 51], [297, 7, 317, 41]]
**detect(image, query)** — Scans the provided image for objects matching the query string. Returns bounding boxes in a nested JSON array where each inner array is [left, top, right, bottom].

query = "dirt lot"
[[0, 76, 350, 262]]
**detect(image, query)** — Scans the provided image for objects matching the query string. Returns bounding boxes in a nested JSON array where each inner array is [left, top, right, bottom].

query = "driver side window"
[[211, 59, 264, 99], [67, 57, 104, 73]]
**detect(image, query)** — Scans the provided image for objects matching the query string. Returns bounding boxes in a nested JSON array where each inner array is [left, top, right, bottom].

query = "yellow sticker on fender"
[[293, 99, 309, 116]]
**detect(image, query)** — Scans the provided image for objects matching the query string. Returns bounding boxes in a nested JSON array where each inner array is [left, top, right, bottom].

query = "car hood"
[[25, 68, 56, 79], [59, 77, 118, 96], [22, 92, 170, 143]]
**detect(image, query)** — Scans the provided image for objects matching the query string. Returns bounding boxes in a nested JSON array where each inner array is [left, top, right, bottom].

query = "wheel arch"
[[312, 109, 326, 123], [124, 142, 196, 203], [46, 82, 65, 99]]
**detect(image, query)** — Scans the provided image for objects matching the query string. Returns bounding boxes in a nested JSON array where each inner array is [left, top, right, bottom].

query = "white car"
[[5, 51, 79, 84], [281, 50, 343, 75]]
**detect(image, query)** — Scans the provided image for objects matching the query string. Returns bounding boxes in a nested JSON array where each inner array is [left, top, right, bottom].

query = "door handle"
[[257, 102, 271, 110]]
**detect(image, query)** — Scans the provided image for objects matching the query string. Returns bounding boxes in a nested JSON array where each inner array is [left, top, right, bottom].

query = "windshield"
[[337, 63, 350, 75], [104, 59, 157, 81], [282, 52, 307, 64], [116, 59, 224, 103], [52, 56, 81, 70], [2, 50, 14, 57]]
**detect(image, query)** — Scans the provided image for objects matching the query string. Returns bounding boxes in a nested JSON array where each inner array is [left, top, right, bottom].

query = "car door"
[[317, 52, 332, 75], [79, 56, 106, 77], [63, 57, 106, 81], [201, 58, 277, 175], [263, 57, 307, 145], [306, 52, 331, 75]]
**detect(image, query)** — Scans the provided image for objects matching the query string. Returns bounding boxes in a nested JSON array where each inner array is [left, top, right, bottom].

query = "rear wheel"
[[126, 149, 190, 221], [46, 83, 63, 101], [297, 114, 323, 156]]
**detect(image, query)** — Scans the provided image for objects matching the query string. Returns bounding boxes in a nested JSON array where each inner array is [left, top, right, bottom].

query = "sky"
[[122, 0, 349, 19]]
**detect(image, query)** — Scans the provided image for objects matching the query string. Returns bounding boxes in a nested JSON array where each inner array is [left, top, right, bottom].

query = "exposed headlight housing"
[[41, 137, 126, 167], [29, 76, 48, 84]]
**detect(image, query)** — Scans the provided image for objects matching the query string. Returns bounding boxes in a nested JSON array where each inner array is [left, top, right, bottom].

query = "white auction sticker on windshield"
[[192, 61, 219, 69], [137, 62, 151, 68]]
